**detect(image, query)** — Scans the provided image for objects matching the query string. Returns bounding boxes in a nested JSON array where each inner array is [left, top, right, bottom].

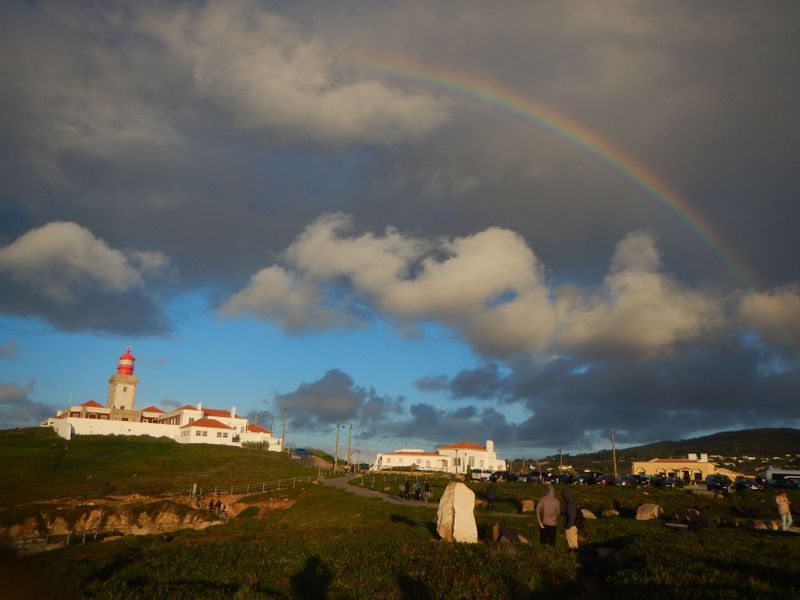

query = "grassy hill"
[[540, 428, 800, 473], [0, 428, 313, 506]]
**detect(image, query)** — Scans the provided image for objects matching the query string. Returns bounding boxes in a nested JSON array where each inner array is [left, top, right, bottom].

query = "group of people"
[[534, 484, 580, 550], [400, 479, 432, 502], [208, 498, 228, 517]]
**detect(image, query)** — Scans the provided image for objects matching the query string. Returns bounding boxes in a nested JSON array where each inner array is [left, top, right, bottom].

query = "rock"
[[769, 520, 781, 531], [499, 529, 528, 544], [674, 508, 701, 523], [48, 517, 70, 535], [581, 509, 597, 520], [635, 503, 663, 521], [601, 509, 619, 517], [717, 515, 740, 528], [747, 520, 769, 530], [437, 482, 478, 543], [688, 516, 715, 530], [482, 523, 501, 542], [520, 499, 535, 513], [384, 486, 391, 491]]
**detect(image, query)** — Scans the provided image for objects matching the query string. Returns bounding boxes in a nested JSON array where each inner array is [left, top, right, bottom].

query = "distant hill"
[[540, 428, 800, 474]]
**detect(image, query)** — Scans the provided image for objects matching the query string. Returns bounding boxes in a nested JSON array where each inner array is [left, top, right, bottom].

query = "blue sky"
[[1, 2, 799, 462]]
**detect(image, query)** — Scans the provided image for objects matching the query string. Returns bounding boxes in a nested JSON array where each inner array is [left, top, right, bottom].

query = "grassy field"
[[0, 428, 314, 506], [2, 431, 799, 599]]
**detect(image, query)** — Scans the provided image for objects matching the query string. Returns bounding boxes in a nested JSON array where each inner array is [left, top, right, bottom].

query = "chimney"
[[687, 453, 697, 460], [197, 402, 202, 411], [486, 440, 494, 453], [700, 453, 708, 462], [231, 406, 236, 418]]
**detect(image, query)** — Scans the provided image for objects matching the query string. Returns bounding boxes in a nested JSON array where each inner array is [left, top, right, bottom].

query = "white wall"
[[52, 418, 178, 440]]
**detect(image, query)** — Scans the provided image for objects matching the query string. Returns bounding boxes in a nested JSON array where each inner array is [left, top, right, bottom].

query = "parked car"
[[768, 477, 800, 490], [734, 476, 760, 491], [470, 468, 493, 481], [595, 474, 616, 486], [523, 471, 543, 483], [489, 470, 519, 482], [705, 474, 733, 491], [663, 476, 685, 488], [574, 472, 598, 485], [614, 475, 643, 487]]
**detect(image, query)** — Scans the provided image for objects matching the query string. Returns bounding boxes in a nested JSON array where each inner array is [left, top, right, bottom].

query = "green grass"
[[0, 428, 314, 506], [3, 432, 799, 599]]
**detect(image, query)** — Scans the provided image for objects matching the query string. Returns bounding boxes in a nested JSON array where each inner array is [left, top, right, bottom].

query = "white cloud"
[[139, 1, 448, 144], [221, 265, 346, 331], [226, 216, 731, 358], [738, 285, 800, 348], [0, 221, 167, 303], [555, 232, 724, 357]]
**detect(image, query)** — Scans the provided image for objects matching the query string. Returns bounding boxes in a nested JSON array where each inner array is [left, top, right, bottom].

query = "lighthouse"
[[106, 346, 139, 417]]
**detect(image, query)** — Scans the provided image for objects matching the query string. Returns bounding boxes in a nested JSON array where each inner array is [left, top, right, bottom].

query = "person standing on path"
[[535, 484, 560, 547], [776, 489, 793, 531], [486, 480, 497, 511], [562, 488, 579, 551]]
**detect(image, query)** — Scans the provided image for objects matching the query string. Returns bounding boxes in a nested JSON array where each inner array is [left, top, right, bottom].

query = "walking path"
[[322, 474, 436, 507]]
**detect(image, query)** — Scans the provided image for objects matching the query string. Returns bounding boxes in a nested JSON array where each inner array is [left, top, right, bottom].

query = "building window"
[[121, 418, 128, 421], [202, 431, 207, 437], [223, 432, 228, 438], [195, 430, 201, 436], [123, 386, 127, 392], [189, 417, 195, 423], [217, 432, 222, 438]]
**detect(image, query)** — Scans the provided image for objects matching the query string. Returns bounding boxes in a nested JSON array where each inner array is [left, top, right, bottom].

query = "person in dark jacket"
[[486, 481, 497, 511], [561, 488, 579, 551]]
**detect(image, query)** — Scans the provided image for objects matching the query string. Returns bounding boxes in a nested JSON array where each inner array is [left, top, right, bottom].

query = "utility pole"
[[346, 423, 352, 472], [334, 424, 341, 474], [611, 428, 619, 479], [355, 449, 361, 471], [281, 408, 287, 452], [559, 449, 563, 470]]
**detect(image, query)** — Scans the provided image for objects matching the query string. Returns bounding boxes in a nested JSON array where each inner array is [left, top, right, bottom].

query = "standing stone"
[[520, 499, 535, 513], [581, 509, 597, 520], [601, 509, 619, 517], [437, 482, 478, 543]]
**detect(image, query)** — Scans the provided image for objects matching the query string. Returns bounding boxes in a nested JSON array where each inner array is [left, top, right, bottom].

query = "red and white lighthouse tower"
[[106, 346, 139, 412]]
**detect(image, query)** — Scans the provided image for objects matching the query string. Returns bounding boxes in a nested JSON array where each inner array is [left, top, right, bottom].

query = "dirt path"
[[322, 475, 436, 507]]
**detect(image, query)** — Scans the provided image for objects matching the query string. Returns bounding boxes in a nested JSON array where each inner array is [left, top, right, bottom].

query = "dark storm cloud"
[[274, 369, 403, 432], [0, 340, 17, 359], [0, 381, 56, 430], [423, 342, 800, 451], [358, 402, 514, 447]]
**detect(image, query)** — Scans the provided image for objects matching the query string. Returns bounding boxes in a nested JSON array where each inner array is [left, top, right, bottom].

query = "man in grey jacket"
[[535, 484, 560, 546]]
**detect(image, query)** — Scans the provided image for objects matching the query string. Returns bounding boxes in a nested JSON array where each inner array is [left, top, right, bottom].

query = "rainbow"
[[352, 57, 759, 289]]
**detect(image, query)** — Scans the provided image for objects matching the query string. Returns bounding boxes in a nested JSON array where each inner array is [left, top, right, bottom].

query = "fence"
[[187, 476, 314, 501]]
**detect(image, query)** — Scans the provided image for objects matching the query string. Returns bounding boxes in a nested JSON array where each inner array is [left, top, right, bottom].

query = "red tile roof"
[[80, 400, 104, 408], [180, 418, 233, 430], [141, 406, 165, 413], [247, 424, 272, 434], [384, 451, 440, 457], [650, 458, 699, 463], [437, 441, 485, 451], [177, 405, 198, 411], [202, 408, 244, 419]]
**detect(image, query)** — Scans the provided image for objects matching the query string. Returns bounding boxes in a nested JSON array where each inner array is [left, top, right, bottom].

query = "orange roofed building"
[[372, 440, 506, 474], [43, 347, 283, 451]]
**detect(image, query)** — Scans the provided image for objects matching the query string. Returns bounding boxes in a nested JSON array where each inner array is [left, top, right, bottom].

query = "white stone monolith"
[[437, 482, 478, 543]]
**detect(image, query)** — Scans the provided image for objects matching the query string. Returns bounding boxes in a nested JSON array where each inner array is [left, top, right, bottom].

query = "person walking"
[[422, 481, 431, 503], [562, 488, 579, 551], [486, 480, 497, 511], [535, 484, 560, 547], [403, 479, 411, 500], [776, 489, 793, 531]]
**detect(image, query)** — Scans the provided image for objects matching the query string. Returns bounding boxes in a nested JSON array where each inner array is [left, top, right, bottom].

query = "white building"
[[44, 348, 283, 451], [373, 440, 506, 474]]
